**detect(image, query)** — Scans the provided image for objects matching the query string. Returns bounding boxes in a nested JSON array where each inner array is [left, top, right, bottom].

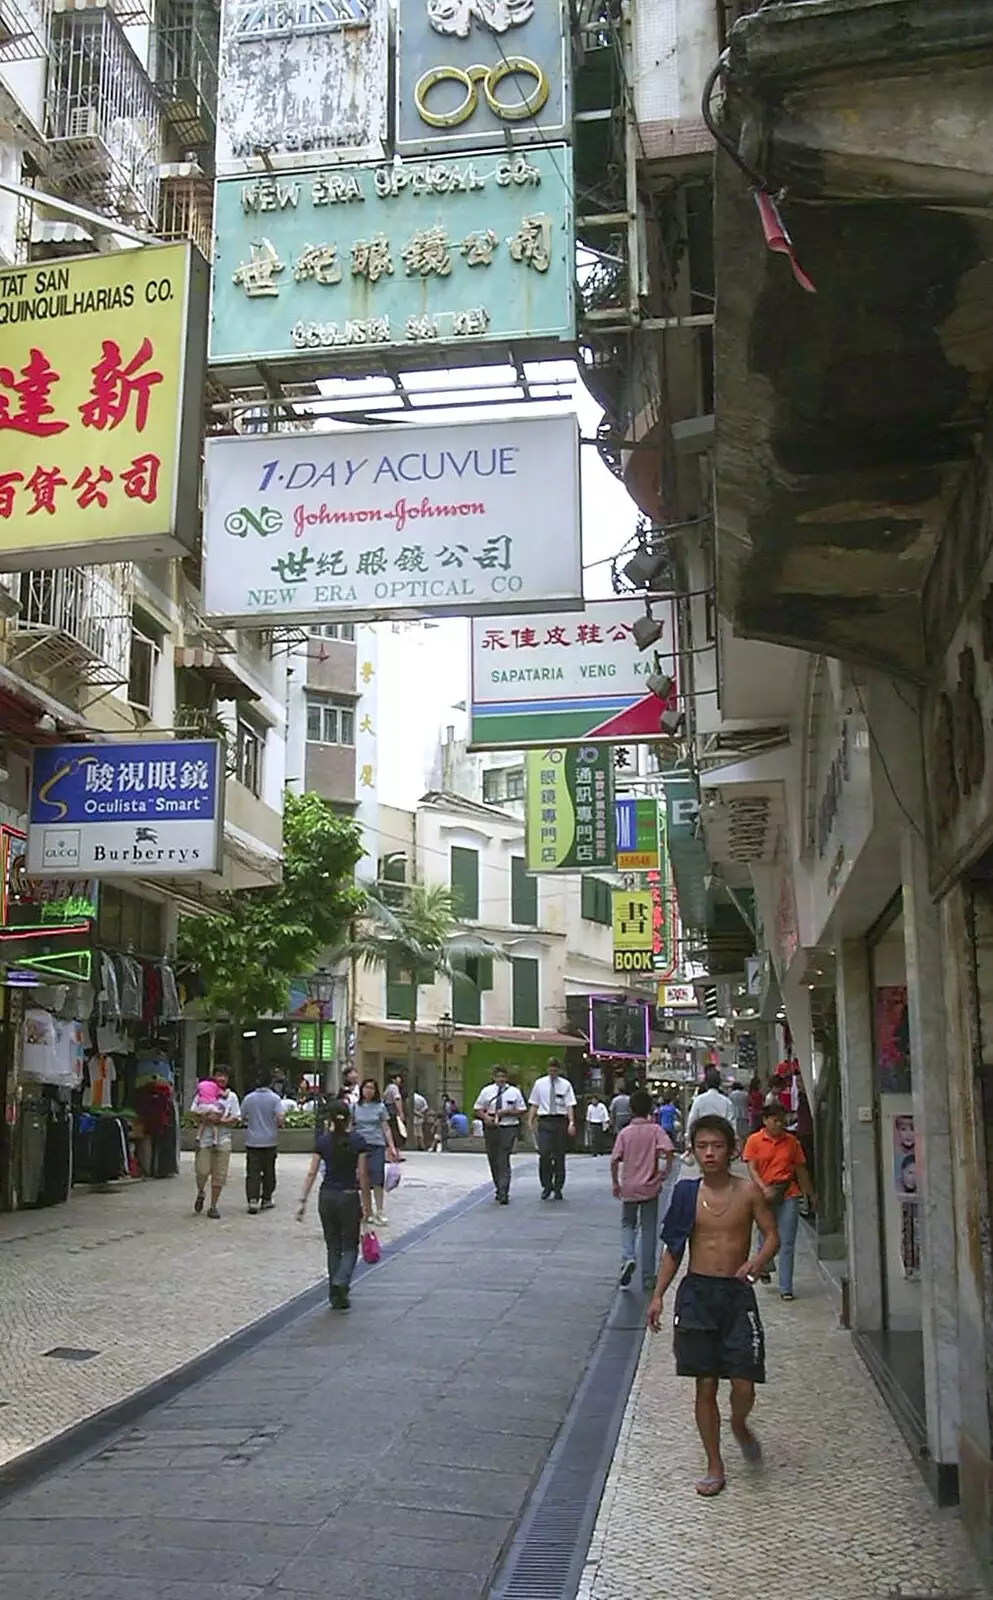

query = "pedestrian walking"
[[383, 1072, 406, 1150], [336, 1066, 360, 1109], [353, 1078, 400, 1225], [743, 1099, 815, 1300], [746, 1074, 765, 1134], [609, 1084, 633, 1134], [475, 1066, 527, 1204], [190, 1066, 240, 1220], [685, 1068, 737, 1142], [240, 1069, 285, 1214], [528, 1057, 576, 1200], [296, 1102, 372, 1311], [612, 1088, 674, 1289], [648, 1114, 779, 1497], [728, 1081, 750, 1149], [412, 1089, 429, 1149], [657, 1091, 680, 1146], [585, 1093, 611, 1155]]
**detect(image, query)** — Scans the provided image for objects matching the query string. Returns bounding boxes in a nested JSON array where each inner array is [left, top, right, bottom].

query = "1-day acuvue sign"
[[202, 414, 582, 624]]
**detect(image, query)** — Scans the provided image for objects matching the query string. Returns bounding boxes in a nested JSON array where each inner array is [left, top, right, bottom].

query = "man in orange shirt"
[[743, 1100, 815, 1301]]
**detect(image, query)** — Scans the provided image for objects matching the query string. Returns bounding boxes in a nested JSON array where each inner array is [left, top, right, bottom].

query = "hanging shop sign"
[[26, 741, 224, 878], [589, 996, 650, 1060], [615, 797, 662, 872], [0, 245, 206, 567], [396, 0, 570, 155], [469, 596, 678, 750], [208, 147, 574, 380], [658, 982, 697, 1010], [215, 0, 388, 172], [524, 745, 614, 873], [202, 414, 582, 625], [612, 887, 653, 974], [647, 861, 677, 979], [1, 825, 97, 926]]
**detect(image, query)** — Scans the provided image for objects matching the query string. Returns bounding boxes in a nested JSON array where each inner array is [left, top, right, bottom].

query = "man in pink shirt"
[[611, 1088, 675, 1290]]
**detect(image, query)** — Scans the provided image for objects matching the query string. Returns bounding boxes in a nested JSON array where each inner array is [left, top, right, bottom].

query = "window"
[[581, 876, 612, 926], [450, 845, 479, 919], [236, 714, 263, 797], [511, 956, 540, 1029], [306, 694, 355, 746], [386, 958, 414, 1022], [511, 855, 538, 926], [310, 623, 355, 641], [98, 886, 164, 956], [378, 851, 408, 909], [127, 608, 162, 717], [451, 951, 493, 1026], [482, 765, 525, 804]]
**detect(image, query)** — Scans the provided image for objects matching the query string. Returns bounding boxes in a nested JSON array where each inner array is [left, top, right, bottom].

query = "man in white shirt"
[[685, 1068, 737, 1143], [528, 1057, 577, 1201], [585, 1093, 611, 1156], [475, 1066, 527, 1205], [190, 1066, 241, 1220]]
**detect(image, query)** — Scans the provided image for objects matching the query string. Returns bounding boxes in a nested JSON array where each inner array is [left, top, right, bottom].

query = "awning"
[[31, 220, 92, 247], [359, 1020, 586, 1050], [174, 645, 260, 701]]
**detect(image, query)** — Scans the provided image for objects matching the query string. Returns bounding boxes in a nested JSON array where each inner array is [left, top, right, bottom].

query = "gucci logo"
[[413, 57, 549, 128]]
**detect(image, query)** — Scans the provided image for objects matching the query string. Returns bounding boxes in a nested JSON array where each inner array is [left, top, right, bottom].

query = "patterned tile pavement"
[[0, 1149, 489, 1469], [578, 1242, 990, 1600]]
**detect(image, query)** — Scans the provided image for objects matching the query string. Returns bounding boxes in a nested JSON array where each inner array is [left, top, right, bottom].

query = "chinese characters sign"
[[615, 798, 662, 872], [0, 246, 204, 566], [27, 741, 223, 878], [588, 996, 650, 1061], [202, 415, 581, 624], [470, 596, 678, 749], [524, 745, 615, 874], [396, 0, 569, 155], [612, 888, 653, 974], [216, 0, 388, 172], [209, 147, 574, 376]]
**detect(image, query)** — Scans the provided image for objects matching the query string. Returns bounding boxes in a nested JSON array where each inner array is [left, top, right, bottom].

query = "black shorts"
[[673, 1273, 766, 1383]]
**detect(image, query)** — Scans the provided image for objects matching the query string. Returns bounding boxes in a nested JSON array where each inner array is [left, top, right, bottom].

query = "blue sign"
[[27, 741, 224, 878], [208, 146, 574, 377], [615, 799, 637, 855]]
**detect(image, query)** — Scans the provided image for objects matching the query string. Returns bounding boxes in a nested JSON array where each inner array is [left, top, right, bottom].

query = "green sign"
[[525, 745, 615, 873], [615, 798, 662, 871], [209, 146, 574, 379]]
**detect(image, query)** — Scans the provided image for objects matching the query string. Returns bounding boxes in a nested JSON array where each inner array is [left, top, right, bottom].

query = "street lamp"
[[306, 967, 336, 1132], [437, 1011, 455, 1103]]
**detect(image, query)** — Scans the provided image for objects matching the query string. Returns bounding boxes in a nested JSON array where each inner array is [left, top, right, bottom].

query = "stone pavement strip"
[[577, 1240, 991, 1600], [0, 1150, 489, 1470], [0, 1155, 619, 1600]]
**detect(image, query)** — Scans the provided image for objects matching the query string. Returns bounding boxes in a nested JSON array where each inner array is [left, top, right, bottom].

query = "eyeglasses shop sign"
[[202, 414, 582, 624], [27, 741, 223, 878]]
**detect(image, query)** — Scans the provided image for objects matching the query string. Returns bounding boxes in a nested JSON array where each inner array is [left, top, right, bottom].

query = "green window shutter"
[[582, 877, 612, 926], [477, 953, 493, 992], [451, 950, 480, 1025], [386, 958, 414, 1021], [511, 855, 537, 926], [511, 957, 539, 1029], [450, 846, 479, 918], [581, 876, 596, 921], [598, 880, 612, 925]]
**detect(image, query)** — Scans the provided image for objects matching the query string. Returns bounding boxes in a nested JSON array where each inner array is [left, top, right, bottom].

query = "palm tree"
[[348, 883, 502, 1106]]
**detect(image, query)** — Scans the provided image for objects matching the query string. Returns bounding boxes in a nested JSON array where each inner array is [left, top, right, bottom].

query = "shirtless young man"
[[647, 1113, 779, 1497]]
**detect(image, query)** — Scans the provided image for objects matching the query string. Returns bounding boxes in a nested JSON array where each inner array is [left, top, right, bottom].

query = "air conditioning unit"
[[67, 104, 99, 139]]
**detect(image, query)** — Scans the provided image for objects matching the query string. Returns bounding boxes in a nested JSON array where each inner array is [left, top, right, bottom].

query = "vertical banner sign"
[[525, 745, 615, 872], [615, 798, 661, 871], [27, 742, 224, 877], [649, 806, 677, 977], [612, 888, 653, 974], [215, 0, 389, 172]]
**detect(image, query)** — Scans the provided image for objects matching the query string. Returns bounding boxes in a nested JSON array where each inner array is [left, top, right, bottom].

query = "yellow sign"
[[0, 244, 204, 565], [612, 888, 654, 974]]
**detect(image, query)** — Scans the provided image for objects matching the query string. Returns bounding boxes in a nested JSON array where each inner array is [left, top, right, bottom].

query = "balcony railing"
[[152, 0, 219, 151], [2, 565, 133, 692]]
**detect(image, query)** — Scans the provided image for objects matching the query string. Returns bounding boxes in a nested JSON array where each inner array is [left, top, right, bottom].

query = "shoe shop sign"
[[202, 414, 582, 625], [27, 741, 224, 878], [396, 0, 570, 156]]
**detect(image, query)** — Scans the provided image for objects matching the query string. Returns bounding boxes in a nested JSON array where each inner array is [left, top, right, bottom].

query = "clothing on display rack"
[[17, 1098, 48, 1206], [158, 963, 182, 1021], [97, 952, 121, 1025], [43, 1101, 73, 1205], [116, 956, 143, 1021], [83, 1053, 117, 1109]]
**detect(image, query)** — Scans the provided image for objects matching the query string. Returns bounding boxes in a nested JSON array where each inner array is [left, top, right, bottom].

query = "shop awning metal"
[[174, 645, 260, 701]]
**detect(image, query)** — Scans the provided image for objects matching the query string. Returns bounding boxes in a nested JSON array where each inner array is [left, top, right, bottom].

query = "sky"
[[370, 371, 640, 806]]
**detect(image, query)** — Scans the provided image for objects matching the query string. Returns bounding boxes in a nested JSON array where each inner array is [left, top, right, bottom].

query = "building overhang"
[[713, 0, 993, 681]]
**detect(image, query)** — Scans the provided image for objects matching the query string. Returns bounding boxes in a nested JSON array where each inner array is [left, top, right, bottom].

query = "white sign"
[[216, 0, 388, 173], [202, 415, 582, 625], [659, 983, 697, 1010], [469, 596, 677, 748]]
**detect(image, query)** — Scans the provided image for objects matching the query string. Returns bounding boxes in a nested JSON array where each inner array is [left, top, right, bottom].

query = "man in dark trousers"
[[528, 1057, 577, 1201], [474, 1066, 527, 1204], [240, 1070, 285, 1214], [648, 1114, 779, 1498]]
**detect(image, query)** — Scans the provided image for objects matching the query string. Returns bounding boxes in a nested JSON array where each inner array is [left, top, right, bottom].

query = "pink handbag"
[[361, 1229, 381, 1265]]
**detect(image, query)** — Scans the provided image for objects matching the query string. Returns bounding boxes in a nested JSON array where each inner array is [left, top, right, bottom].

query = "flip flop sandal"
[[695, 1474, 726, 1497], [734, 1428, 763, 1465]]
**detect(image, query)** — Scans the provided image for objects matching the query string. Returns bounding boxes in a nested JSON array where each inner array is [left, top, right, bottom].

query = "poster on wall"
[[893, 1113, 917, 1197], [875, 985, 911, 1094]]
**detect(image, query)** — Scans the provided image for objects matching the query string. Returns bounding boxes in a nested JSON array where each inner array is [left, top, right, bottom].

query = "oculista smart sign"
[[27, 741, 224, 878]]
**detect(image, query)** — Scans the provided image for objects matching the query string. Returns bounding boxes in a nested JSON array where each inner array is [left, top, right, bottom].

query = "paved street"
[[0, 1150, 489, 1470], [0, 1154, 619, 1600], [578, 1240, 990, 1600]]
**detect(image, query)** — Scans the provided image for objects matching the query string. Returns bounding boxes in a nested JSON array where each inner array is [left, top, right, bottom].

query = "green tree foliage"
[[178, 791, 365, 1023]]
